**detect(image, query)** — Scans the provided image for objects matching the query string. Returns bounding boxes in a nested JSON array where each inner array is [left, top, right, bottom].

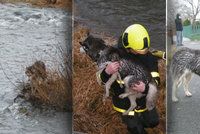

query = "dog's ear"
[[86, 31, 90, 37], [86, 32, 94, 39]]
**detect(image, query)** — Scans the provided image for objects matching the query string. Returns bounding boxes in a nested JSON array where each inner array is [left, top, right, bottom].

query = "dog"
[[25, 61, 47, 94], [170, 47, 200, 102], [79, 34, 158, 115]]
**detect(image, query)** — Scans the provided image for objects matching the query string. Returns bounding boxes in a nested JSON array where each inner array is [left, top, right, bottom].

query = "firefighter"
[[98, 24, 164, 134]]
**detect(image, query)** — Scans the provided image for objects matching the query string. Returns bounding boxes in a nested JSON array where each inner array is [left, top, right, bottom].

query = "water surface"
[[0, 3, 72, 134], [75, 0, 166, 50]]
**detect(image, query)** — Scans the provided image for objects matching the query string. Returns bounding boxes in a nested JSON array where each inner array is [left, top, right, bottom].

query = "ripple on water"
[[74, 0, 166, 50]]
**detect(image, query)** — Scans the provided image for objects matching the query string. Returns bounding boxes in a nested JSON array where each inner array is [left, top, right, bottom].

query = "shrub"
[[183, 19, 191, 26]]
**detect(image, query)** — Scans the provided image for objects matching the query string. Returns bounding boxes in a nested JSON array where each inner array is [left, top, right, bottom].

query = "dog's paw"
[[105, 92, 109, 98], [185, 91, 192, 97], [119, 83, 123, 88], [102, 95, 107, 105], [119, 94, 126, 99], [172, 97, 179, 102], [102, 99, 106, 105], [122, 111, 129, 115]]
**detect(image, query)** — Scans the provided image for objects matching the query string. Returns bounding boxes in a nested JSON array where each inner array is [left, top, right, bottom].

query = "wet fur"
[[170, 47, 200, 102], [80, 35, 158, 114], [25, 61, 47, 94]]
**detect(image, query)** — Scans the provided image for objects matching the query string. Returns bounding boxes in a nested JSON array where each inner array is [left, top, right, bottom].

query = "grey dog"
[[79, 34, 158, 115], [170, 47, 200, 102]]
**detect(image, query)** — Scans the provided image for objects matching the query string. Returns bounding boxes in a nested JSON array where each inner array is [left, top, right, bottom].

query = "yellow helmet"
[[122, 24, 150, 52]]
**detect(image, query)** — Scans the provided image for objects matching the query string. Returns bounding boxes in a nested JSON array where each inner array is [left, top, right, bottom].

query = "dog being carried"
[[80, 34, 158, 115]]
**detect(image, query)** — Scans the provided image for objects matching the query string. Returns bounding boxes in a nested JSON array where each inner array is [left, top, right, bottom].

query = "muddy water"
[[0, 3, 71, 134], [74, 0, 166, 50]]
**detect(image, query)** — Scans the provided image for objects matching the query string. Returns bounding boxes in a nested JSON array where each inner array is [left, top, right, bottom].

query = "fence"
[[183, 24, 200, 39]]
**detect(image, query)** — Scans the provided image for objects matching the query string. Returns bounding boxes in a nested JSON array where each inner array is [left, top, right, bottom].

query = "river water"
[[0, 3, 71, 134], [74, 0, 166, 50]]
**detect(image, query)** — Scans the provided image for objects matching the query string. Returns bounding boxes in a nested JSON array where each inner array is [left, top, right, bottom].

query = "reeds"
[[20, 60, 72, 111]]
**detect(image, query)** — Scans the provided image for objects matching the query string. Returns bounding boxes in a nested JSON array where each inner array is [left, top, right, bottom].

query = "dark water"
[[75, 0, 166, 50], [0, 3, 72, 134]]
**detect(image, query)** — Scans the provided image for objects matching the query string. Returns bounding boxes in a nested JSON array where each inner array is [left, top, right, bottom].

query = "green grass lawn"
[[189, 34, 200, 41]]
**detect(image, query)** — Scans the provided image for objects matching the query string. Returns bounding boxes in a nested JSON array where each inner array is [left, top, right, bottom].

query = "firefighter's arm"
[[97, 62, 120, 84], [97, 69, 112, 84], [150, 50, 163, 86], [151, 50, 166, 60], [151, 71, 160, 86]]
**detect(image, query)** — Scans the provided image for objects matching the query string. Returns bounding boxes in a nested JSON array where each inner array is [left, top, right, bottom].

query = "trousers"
[[121, 107, 159, 134], [176, 31, 183, 46]]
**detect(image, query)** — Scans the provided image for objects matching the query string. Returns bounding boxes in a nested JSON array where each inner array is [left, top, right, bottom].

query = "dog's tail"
[[186, 49, 200, 76]]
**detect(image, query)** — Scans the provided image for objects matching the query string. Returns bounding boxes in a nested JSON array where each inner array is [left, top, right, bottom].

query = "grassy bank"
[[189, 34, 200, 41], [0, 0, 72, 10], [73, 25, 166, 134]]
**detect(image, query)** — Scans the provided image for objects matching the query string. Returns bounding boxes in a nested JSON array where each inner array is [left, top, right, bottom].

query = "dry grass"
[[21, 60, 72, 111], [0, 0, 72, 10], [73, 25, 166, 134]]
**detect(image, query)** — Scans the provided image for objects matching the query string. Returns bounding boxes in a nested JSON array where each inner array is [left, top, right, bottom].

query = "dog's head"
[[25, 61, 47, 80], [79, 34, 107, 62]]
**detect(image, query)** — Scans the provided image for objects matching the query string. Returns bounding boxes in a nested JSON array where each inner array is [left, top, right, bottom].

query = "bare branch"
[[0, 62, 18, 88], [178, 0, 200, 24]]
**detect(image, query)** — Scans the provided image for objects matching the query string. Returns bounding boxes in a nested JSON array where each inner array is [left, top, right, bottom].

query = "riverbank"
[[15, 60, 72, 112], [73, 24, 166, 134], [0, 0, 71, 10]]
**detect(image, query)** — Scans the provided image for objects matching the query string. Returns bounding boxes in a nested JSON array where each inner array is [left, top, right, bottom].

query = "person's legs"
[[121, 108, 159, 134], [140, 107, 159, 128], [176, 31, 181, 46], [122, 114, 147, 134], [127, 127, 147, 134], [180, 31, 183, 45]]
